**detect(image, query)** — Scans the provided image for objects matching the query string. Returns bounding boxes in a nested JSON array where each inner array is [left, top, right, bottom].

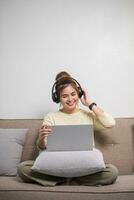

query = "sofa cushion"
[[31, 148, 105, 177], [0, 118, 134, 175], [0, 175, 134, 193], [95, 118, 134, 175], [0, 129, 28, 176], [0, 119, 42, 161]]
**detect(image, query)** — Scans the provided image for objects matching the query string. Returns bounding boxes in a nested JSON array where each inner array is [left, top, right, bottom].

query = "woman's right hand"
[[39, 124, 51, 140], [37, 124, 52, 149]]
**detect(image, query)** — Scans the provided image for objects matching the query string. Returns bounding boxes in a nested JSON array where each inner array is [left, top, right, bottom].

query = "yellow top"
[[43, 109, 115, 131]]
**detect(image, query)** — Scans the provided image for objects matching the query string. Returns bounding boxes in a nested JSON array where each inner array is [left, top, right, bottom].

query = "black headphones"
[[51, 77, 84, 103]]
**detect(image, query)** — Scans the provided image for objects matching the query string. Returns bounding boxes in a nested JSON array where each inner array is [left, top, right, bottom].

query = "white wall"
[[0, 0, 134, 119]]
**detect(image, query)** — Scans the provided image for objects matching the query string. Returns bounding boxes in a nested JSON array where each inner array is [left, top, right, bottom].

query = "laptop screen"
[[46, 124, 94, 151]]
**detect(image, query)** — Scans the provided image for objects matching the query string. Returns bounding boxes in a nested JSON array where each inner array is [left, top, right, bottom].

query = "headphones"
[[51, 77, 84, 103]]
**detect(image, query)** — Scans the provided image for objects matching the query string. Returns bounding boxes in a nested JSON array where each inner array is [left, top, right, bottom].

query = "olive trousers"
[[17, 160, 118, 186]]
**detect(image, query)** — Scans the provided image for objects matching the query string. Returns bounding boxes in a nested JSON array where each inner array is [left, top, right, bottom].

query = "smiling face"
[[59, 84, 79, 114]]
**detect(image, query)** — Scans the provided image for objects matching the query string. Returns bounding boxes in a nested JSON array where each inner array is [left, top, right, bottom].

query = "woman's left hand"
[[80, 90, 92, 107]]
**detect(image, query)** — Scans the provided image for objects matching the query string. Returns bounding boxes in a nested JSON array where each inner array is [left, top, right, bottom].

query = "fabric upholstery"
[[0, 175, 134, 193], [0, 118, 134, 200], [32, 148, 105, 177], [95, 118, 134, 174], [0, 118, 133, 175], [0, 128, 28, 175], [0, 176, 134, 200], [0, 119, 42, 161]]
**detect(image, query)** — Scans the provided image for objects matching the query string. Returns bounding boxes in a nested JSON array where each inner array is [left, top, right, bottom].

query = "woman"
[[18, 71, 118, 186]]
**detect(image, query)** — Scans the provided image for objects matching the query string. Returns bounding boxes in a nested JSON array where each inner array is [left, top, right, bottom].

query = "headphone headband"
[[51, 77, 84, 103]]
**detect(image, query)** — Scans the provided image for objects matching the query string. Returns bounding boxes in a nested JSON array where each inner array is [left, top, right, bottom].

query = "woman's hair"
[[54, 71, 79, 101], [55, 71, 71, 81]]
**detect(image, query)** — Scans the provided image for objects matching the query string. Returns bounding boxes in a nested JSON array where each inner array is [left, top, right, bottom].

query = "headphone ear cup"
[[52, 92, 57, 103], [52, 92, 59, 103], [78, 87, 84, 98]]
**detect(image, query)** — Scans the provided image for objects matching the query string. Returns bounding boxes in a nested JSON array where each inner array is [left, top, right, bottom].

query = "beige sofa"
[[0, 118, 134, 200]]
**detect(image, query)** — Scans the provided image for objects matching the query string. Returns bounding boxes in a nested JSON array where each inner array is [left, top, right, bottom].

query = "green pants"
[[17, 160, 118, 186]]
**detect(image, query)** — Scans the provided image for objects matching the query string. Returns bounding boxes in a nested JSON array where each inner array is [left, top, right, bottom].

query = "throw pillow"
[[32, 148, 105, 177], [0, 129, 28, 176]]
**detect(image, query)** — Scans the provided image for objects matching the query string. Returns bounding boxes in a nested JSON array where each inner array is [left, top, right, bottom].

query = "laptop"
[[46, 124, 94, 151]]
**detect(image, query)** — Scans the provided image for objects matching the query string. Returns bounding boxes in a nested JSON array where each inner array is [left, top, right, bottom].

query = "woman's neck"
[[60, 108, 79, 114]]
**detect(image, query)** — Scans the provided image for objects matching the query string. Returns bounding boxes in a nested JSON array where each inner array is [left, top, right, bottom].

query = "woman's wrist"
[[37, 138, 46, 150], [88, 103, 104, 116], [88, 102, 97, 110]]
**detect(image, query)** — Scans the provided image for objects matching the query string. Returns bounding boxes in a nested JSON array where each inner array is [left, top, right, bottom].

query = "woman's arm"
[[80, 90, 115, 130]]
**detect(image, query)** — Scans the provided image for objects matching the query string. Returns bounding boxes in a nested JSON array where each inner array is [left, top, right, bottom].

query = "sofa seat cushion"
[[0, 175, 134, 193]]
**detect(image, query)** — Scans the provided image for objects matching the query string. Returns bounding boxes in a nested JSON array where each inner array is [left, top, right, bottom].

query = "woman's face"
[[59, 84, 79, 113]]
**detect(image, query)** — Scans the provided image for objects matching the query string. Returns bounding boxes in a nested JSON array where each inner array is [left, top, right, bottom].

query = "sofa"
[[0, 118, 134, 200]]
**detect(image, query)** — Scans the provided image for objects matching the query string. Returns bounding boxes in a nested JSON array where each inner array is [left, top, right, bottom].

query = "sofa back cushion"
[[0, 120, 42, 162], [0, 118, 133, 175], [0, 128, 28, 175], [95, 118, 134, 175]]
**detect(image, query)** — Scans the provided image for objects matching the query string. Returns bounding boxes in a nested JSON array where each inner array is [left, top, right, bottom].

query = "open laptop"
[[46, 124, 94, 151]]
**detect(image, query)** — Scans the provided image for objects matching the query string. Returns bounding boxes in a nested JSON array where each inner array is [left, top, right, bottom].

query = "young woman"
[[18, 71, 118, 186]]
